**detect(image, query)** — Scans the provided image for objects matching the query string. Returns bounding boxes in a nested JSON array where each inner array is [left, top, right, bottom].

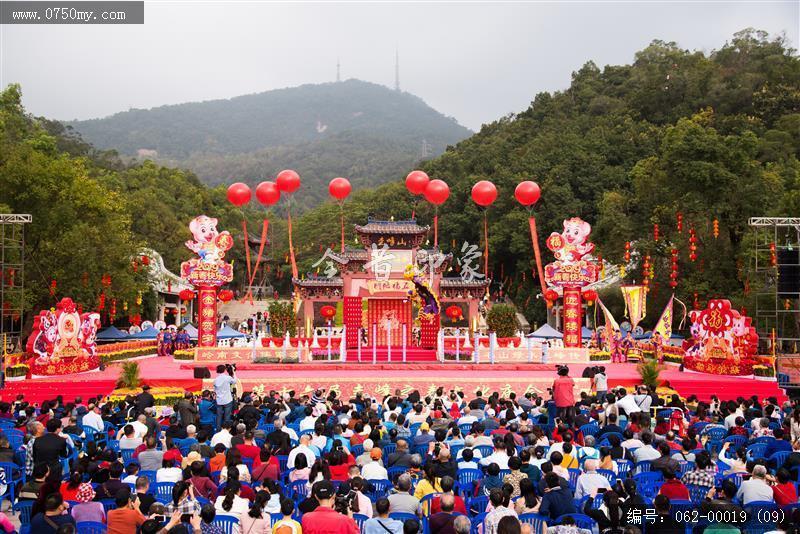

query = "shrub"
[[173, 349, 195, 360], [117, 361, 140, 389], [637, 359, 661, 388], [753, 365, 775, 377], [269, 301, 297, 337], [590, 351, 611, 361], [485, 304, 519, 338], [443, 351, 473, 361], [6, 364, 28, 377]]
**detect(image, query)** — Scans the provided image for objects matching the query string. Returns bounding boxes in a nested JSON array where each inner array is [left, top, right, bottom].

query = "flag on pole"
[[653, 295, 674, 339], [597, 298, 620, 342], [621, 285, 647, 330]]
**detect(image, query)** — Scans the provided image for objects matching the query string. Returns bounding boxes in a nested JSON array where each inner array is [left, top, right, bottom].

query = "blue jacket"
[[199, 399, 215, 425], [539, 487, 576, 520]]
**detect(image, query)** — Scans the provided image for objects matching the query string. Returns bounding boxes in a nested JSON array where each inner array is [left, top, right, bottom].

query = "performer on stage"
[[652, 332, 664, 363], [156, 328, 166, 357], [622, 332, 634, 362]]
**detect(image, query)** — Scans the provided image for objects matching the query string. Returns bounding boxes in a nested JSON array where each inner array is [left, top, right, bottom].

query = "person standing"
[[551, 366, 575, 425], [214, 365, 237, 430]]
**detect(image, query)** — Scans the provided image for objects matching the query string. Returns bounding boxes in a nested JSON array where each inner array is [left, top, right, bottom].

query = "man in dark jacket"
[[135, 385, 155, 415], [539, 472, 576, 520], [33, 420, 67, 472], [266, 420, 292, 454], [176, 392, 198, 427]]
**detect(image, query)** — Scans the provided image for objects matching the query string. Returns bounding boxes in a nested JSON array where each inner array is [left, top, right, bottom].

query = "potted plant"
[[5, 363, 29, 381], [636, 359, 662, 389], [753, 365, 776, 381], [486, 304, 520, 347], [116, 361, 141, 389]]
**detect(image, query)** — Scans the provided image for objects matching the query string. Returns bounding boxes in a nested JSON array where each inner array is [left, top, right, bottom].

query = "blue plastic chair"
[[387, 465, 408, 483], [288, 479, 309, 500], [366, 479, 392, 501], [154, 481, 175, 503], [686, 483, 711, 506], [475, 445, 494, 458], [517, 513, 548, 533], [468, 495, 489, 515], [633, 472, 663, 501], [567, 468, 581, 491], [743, 501, 779, 534], [210, 515, 238, 534], [409, 423, 422, 436], [76, 521, 107, 534], [635, 460, 652, 474], [383, 444, 397, 458], [470, 512, 487, 534], [459, 423, 474, 435], [768, 451, 790, 470], [351, 444, 364, 458], [277, 455, 289, 472], [353, 513, 369, 532], [746, 443, 768, 462], [13, 500, 34, 525], [0, 462, 23, 506], [458, 468, 483, 496], [596, 469, 617, 485], [579, 423, 599, 437]]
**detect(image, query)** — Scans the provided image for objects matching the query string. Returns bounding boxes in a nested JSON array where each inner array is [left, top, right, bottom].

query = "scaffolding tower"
[[0, 214, 30, 354], [748, 217, 800, 353]]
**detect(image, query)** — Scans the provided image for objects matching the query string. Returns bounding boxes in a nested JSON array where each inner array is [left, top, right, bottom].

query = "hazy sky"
[[2, 1, 797, 130]]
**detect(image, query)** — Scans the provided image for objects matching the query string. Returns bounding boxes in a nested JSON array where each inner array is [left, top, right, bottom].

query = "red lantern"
[[624, 242, 631, 263], [328, 177, 351, 201], [582, 289, 597, 303], [471, 180, 497, 207], [770, 242, 777, 266], [276, 170, 301, 193], [423, 179, 450, 205], [320, 305, 336, 320], [445, 305, 463, 322], [544, 289, 558, 302], [405, 170, 430, 195], [226, 182, 252, 206], [676, 212, 683, 233], [179, 289, 195, 301], [141, 255, 150, 266], [514, 181, 541, 207], [255, 181, 281, 206], [218, 289, 234, 303], [49, 279, 57, 297], [653, 223, 659, 242], [713, 218, 719, 239]]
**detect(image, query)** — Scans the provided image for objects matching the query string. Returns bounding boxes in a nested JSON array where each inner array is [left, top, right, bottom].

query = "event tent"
[[634, 331, 685, 340], [217, 325, 247, 339], [96, 326, 128, 341], [129, 326, 159, 339], [183, 324, 198, 340], [527, 324, 563, 339], [581, 326, 594, 339]]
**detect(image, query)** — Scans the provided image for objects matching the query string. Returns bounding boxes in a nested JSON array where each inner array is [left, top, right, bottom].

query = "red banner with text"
[[563, 286, 583, 348]]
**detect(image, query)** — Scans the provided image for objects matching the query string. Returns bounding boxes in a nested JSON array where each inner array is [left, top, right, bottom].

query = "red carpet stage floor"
[[0, 357, 787, 404]]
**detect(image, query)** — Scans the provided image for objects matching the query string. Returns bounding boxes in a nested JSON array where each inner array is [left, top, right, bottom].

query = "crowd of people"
[[1, 364, 799, 534]]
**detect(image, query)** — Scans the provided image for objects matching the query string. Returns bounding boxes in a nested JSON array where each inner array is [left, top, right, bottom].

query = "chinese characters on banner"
[[562, 287, 583, 348], [197, 289, 219, 347]]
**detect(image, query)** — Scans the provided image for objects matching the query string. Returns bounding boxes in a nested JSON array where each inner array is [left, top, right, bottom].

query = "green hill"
[[67, 80, 471, 209]]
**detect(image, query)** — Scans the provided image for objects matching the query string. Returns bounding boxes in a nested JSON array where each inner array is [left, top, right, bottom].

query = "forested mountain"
[[66, 80, 471, 210], [2, 29, 797, 333]]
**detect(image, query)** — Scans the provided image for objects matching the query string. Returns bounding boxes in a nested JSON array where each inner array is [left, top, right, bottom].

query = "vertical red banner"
[[343, 297, 362, 348], [562, 286, 583, 348], [197, 287, 218, 347], [420, 313, 440, 349]]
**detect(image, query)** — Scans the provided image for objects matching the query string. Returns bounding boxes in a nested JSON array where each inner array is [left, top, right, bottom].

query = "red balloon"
[[226, 182, 252, 206], [329, 177, 352, 201], [514, 181, 541, 207], [255, 181, 281, 206], [471, 180, 498, 207], [424, 179, 450, 206], [276, 169, 301, 193], [405, 170, 430, 195]]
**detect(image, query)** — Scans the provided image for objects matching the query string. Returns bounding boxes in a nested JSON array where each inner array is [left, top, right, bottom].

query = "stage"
[[0, 356, 787, 404]]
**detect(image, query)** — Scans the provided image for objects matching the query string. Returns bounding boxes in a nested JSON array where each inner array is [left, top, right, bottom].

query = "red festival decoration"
[[770, 242, 777, 266], [685, 299, 759, 366], [49, 279, 57, 297], [25, 297, 101, 376], [329, 177, 352, 252], [514, 181, 541, 206], [544, 217, 599, 347], [471, 180, 497, 207], [405, 170, 430, 196], [141, 255, 150, 266], [713, 218, 719, 239], [276, 169, 301, 194], [424, 179, 449, 247], [182, 216, 234, 346], [328, 177, 351, 201], [320, 305, 337, 321], [676, 212, 684, 233], [255, 181, 281, 206], [689, 227, 698, 262], [179, 289, 195, 302], [670, 248, 679, 288], [445, 305, 463, 323], [226, 182, 252, 206], [218, 289, 234, 303], [653, 223, 659, 242], [624, 241, 631, 263], [582, 289, 597, 304]]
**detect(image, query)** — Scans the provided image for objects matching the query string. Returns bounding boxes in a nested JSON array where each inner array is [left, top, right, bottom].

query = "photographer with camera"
[[302, 480, 359, 534], [213, 364, 237, 430]]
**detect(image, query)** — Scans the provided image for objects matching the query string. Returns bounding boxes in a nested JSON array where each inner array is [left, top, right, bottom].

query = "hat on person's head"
[[142, 384, 151, 390], [76, 482, 96, 503], [181, 450, 202, 469], [312, 480, 336, 500], [420, 422, 430, 431], [370, 447, 383, 460]]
